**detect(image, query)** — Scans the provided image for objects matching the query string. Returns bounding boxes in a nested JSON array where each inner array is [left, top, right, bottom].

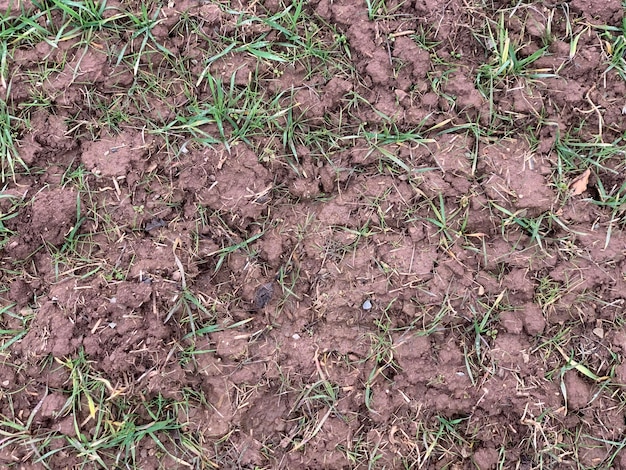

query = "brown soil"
[[1, 0, 626, 469]]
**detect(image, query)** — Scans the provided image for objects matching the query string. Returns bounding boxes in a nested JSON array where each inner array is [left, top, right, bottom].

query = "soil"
[[1, 0, 626, 469]]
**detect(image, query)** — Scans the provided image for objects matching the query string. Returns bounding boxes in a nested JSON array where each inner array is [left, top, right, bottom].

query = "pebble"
[[362, 299, 372, 310], [253, 282, 274, 310]]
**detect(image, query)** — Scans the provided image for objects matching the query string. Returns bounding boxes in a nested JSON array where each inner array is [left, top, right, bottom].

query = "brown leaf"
[[570, 168, 591, 196]]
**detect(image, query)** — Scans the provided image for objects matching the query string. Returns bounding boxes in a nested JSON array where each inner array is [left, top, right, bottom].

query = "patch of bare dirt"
[[1, 0, 626, 469]]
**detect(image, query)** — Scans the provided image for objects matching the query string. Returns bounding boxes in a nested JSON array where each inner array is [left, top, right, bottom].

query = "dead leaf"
[[570, 168, 591, 195], [389, 425, 399, 445]]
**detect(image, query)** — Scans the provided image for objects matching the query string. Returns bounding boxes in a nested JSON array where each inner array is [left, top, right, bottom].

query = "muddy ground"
[[1, 0, 626, 469]]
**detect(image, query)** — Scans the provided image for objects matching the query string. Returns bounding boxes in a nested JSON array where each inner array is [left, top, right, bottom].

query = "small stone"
[[362, 299, 372, 310], [144, 218, 166, 232], [593, 327, 604, 339], [253, 283, 274, 310]]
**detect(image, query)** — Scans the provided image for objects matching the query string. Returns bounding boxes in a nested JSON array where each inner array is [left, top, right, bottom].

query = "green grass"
[[0, 303, 31, 352], [362, 306, 403, 411], [477, 12, 553, 81], [0, 351, 196, 469], [596, 17, 626, 81], [0, 93, 27, 181], [0, 192, 20, 248], [489, 202, 573, 251], [52, 352, 196, 468]]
